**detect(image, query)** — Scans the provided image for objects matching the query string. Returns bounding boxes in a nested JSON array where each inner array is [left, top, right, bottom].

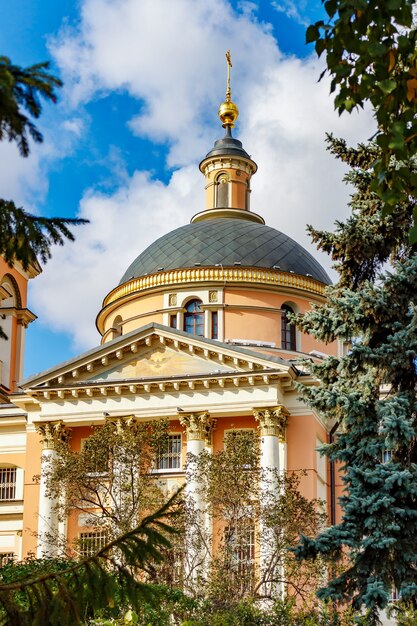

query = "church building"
[[0, 59, 342, 570]]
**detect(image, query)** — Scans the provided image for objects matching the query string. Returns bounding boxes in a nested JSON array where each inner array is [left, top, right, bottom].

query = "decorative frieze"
[[178, 411, 210, 441], [253, 406, 289, 440], [36, 421, 69, 449]]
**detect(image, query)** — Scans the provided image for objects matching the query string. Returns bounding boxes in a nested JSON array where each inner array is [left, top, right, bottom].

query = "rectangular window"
[[170, 314, 177, 329], [0, 468, 16, 501], [156, 434, 182, 470], [382, 449, 392, 463], [211, 311, 218, 339], [79, 531, 107, 558], [226, 524, 255, 591], [81, 439, 109, 474]]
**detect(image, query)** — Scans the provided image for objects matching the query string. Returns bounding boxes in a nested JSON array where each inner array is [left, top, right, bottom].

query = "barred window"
[[226, 524, 255, 592], [79, 531, 107, 558], [156, 434, 182, 470], [0, 467, 16, 501], [0, 553, 14, 567]]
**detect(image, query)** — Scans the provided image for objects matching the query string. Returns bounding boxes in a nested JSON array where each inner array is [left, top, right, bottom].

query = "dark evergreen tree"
[[294, 135, 417, 624], [0, 55, 86, 271]]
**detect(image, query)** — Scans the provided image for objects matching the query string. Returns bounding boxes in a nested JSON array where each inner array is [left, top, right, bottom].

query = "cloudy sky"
[[0, 0, 374, 377]]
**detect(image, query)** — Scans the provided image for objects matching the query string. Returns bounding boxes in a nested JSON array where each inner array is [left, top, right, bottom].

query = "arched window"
[[215, 173, 230, 208], [281, 304, 296, 351], [112, 315, 123, 339], [184, 299, 204, 336]]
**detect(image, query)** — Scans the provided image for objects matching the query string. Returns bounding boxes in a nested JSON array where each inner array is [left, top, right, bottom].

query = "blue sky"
[[0, 1, 373, 379]]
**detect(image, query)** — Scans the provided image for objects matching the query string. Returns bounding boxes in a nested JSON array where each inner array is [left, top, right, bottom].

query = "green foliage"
[[0, 55, 86, 273], [0, 199, 87, 271], [0, 491, 182, 625], [0, 56, 62, 157], [293, 136, 417, 621], [45, 417, 172, 539], [307, 1, 417, 238], [192, 431, 327, 608]]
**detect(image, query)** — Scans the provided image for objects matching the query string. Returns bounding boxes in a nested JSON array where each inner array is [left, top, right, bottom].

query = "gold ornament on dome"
[[218, 50, 239, 129], [209, 290, 218, 303], [168, 293, 177, 306]]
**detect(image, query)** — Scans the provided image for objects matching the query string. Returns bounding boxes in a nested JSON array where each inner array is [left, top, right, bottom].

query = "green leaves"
[[307, 0, 417, 230]]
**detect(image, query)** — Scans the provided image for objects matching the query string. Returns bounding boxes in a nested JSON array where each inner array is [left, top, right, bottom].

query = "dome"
[[119, 218, 331, 286]]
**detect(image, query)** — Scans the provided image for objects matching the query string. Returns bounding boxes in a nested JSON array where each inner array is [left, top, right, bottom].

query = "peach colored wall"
[[287, 414, 327, 503], [212, 415, 256, 453], [225, 309, 280, 345], [100, 292, 165, 338], [0, 452, 25, 468], [22, 431, 43, 558], [205, 167, 250, 210]]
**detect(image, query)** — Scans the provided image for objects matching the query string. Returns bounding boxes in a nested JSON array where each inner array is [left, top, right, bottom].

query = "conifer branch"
[[0, 488, 183, 626]]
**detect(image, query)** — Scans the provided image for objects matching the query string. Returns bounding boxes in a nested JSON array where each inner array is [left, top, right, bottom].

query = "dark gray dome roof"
[[119, 218, 331, 285]]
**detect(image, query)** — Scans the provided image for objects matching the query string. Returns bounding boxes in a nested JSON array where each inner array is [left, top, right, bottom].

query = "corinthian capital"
[[178, 412, 210, 441], [253, 406, 289, 440], [36, 421, 69, 450]]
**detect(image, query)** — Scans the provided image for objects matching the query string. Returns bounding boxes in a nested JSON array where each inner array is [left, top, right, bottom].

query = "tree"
[[0, 56, 86, 273], [43, 417, 173, 543], [0, 492, 181, 626], [293, 135, 417, 624], [306, 1, 417, 239], [190, 430, 328, 609]]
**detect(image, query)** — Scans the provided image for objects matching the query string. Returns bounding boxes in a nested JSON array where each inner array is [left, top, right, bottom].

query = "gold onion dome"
[[218, 50, 239, 128]]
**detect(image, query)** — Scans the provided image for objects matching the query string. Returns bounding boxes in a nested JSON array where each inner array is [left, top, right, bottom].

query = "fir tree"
[[294, 135, 417, 624], [0, 55, 86, 273]]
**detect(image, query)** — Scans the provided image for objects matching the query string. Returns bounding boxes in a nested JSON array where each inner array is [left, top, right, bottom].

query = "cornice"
[[99, 267, 326, 328], [24, 369, 288, 402]]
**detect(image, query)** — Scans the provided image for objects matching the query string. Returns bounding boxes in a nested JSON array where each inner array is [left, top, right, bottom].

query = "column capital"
[[178, 411, 210, 441], [36, 421, 69, 450], [253, 406, 289, 440]]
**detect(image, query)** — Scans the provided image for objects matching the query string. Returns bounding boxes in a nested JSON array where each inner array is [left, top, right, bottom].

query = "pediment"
[[87, 344, 236, 382], [21, 323, 292, 396]]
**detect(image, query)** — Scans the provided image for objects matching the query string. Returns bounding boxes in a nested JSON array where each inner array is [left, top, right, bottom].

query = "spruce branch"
[[0, 488, 183, 626], [0, 200, 87, 270], [0, 56, 62, 157]]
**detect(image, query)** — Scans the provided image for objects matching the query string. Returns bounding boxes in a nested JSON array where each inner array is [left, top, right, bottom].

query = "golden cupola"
[[192, 50, 262, 225]]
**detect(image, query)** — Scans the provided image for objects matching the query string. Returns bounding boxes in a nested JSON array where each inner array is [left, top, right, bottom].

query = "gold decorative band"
[[103, 267, 326, 307]]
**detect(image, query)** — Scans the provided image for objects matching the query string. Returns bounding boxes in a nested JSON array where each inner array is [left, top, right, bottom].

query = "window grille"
[[226, 524, 255, 592], [0, 553, 14, 567], [156, 434, 182, 470], [79, 531, 107, 558], [0, 467, 16, 501]]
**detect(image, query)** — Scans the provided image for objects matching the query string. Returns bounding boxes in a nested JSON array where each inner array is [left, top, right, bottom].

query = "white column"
[[36, 422, 67, 558], [179, 411, 210, 591], [253, 406, 289, 598]]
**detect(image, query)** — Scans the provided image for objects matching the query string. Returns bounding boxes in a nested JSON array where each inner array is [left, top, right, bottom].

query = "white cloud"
[[30, 0, 375, 351], [271, 0, 309, 26], [62, 118, 85, 137]]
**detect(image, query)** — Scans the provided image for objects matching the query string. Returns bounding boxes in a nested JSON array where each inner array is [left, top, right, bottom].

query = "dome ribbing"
[[119, 218, 331, 286]]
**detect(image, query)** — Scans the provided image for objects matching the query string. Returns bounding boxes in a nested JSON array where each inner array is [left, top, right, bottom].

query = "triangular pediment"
[[20, 323, 292, 393], [87, 344, 236, 382]]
